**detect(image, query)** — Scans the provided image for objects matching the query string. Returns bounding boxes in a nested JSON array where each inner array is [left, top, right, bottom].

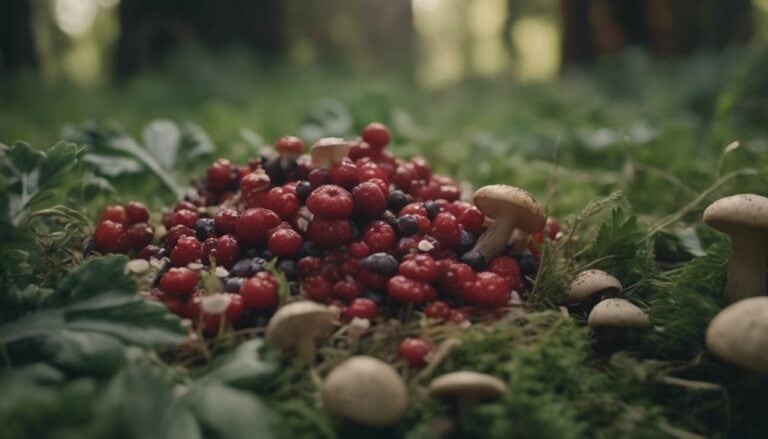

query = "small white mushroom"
[[322, 356, 408, 427], [468, 185, 546, 264], [310, 137, 351, 169], [706, 296, 768, 375], [703, 194, 768, 303], [588, 298, 650, 350], [568, 269, 622, 303], [265, 301, 335, 362], [428, 371, 506, 420]]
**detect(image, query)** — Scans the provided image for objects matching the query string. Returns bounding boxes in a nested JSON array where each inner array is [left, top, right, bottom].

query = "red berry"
[[388, 275, 436, 305], [329, 158, 360, 189], [439, 184, 461, 201], [412, 215, 431, 234], [202, 294, 245, 332], [425, 301, 451, 319], [398, 254, 439, 283], [207, 158, 234, 192], [355, 268, 389, 290], [352, 181, 387, 218], [448, 309, 468, 324], [137, 244, 164, 260], [399, 202, 428, 218], [307, 219, 352, 249], [240, 171, 271, 195], [397, 337, 432, 368], [348, 141, 374, 160], [303, 275, 334, 302], [124, 201, 149, 225], [411, 156, 432, 180], [431, 213, 462, 249], [263, 186, 299, 220], [160, 293, 186, 316], [267, 228, 303, 257], [488, 256, 522, 289], [308, 168, 330, 188], [348, 241, 371, 258], [240, 275, 279, 310], [393, 164, 419, 192], [214, 208, 239, 234], [125, 222, 154, 251], [100, 205, 128, 225], [236, 208, 281, 246], [362, 122, 390, 150], [439, 262, 476, 298], [164, 209, 198, 229], [93, 220, 128, 254], [276, 135, 304, 157], [297, 256, 323, 278], [159, 267, 199, 296], [395, 235, 422, 258], [343, 298, 378, 321], [174, 201, 197, 212], [358, 163, 389, 186], [363, 220, 396, 253], [170, 236, 203, 266], [306, 185, 354, 220], [333, 278, 365, 302], [467, 272, 510, 307], [214, 234, 240, 267], [459, 207, 484, 233], [164, 224, 194, 249]]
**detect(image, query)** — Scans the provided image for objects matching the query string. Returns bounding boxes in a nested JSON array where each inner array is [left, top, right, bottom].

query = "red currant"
[[398, 254, 439, 283], [348, 241, 371, 258], [306, 218, 352, 249], [125, 201, 149, 225], [439, 262, 476, 298], [303, 275, 334, 302], [207, 158, 234, 192], [265, 186, 299, 219], [425, 301, 451, 319], [397, 337, 432, 368], [214, 208, 239, 234], [214, 234, 240, 267], [333, 278, 365, 302], [164, 209, 198, 229], [343, 298, 378, 321], [431, 213, 462, 249], [100, 205, 128, 225], [170, 236, 203, 266], [352, 181, 387, 218], [93, 220, 128, 254], [267, 228, 303, 257], [363, 220, 396, 253], [240, 275, 279, 310], [297, 256, 323, 278], [164, 224, 194, 249], [387, 275, 436, 305], [329, 158, 360, 189], [276, 135, 304, 157], [159, 267, 199, 296], [236, 208, 281, 246], [362, 122, 390, 150], [125, 222, 154, 251]]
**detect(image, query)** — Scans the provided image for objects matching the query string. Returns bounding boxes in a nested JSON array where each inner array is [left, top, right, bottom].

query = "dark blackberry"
[[195, 218, 216, 241]]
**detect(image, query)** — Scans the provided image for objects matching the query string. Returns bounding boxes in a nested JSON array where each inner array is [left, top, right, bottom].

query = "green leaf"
[[202, 339, 277, 390], [142, 119, 181, 170], [40, 331, 126, 375], [187, 384, 274, 439]]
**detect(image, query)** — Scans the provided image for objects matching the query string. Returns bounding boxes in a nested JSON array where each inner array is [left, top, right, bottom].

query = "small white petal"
[[214, 267, 229, 277], [126, 259, 150, 274], [201, 294, 231, 314], [417, 240, 434, 252]]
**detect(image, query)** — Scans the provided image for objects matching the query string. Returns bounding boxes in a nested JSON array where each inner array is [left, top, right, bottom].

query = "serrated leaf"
[[182, 123, 215, 159], [6, 142, 45, 173], [143, 119, 181, 170]]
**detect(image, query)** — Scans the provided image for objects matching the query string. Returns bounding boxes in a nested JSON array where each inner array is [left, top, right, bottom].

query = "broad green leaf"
[[202, 339, 277, 390], [108, 135, 184, 199], [188, 384, 274, 439], [40, 331, 126, 375], [83, 153, 143, 176], [182, 122, 215, 159], [143, 119, 181, 170], [6, 142, 45, 173]]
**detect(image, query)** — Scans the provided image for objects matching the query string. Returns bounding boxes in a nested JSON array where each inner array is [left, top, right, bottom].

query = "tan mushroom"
[[310, 137, 351, 169], [467, 185, 546, 264], [568, 269, 622, 303], [703, 194, 768, 303], [705, 296, 768, 375], [265, 301, 335, 362], [429, 371, 506, 420], [322, 356, 408, 427], [588, 298, 650, 350]]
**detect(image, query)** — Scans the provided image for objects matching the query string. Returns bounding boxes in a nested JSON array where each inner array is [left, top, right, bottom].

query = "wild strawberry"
[[363, 220, 396, 253], [393, 164, 419, 192], [170, 236, 203, 266], [240, 274, 279, 310], [352, 181, 387, 218], [307, 218, 352, 249], [124, 201, 149, 225], [431, 213, 461, 249], [425, 301, 451, 319], [439, 262, 476, 298], [125, 222, 154, 251], [303, 275, 333, 302], [333, 278, 365, 302], [329, 158, 360, 189], [388, 275, 436, 305], [306, 185, 354, 220], [362, 122, 390, 150], [159, 267, 199, 296], [214, 208, 239, 234], [214, 234, 240, 267], [459, 206, 485, 233], [467, 272, 510, 307], [164, 224, 194, 249], [207, 158, 235, 192], [236, 208, 281, 246], [343, 298, 378, 321], [397, 337, 432, 368], [267, 228, 303, 257], [488, 255, 522, 289], [93, 220, 128, 254], [398, 254, 439, 283], [164, 209, 198, 229], [100, 205, 128, 225]]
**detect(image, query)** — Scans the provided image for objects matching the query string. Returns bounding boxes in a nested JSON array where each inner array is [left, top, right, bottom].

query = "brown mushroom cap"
[[429, 371, 507, 401], [587, 298, 650, 329], [569, 270, 622, 302], [310, 137, 351, 168], [265, 301, 334, 355], [322, 356, 408, 427], [473, 185, 546, 234], [706, 297, 768, 375], [703, 194, 768, 234]]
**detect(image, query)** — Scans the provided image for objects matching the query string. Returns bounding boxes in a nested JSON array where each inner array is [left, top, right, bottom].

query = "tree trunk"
[[0, 0, 38, 74]]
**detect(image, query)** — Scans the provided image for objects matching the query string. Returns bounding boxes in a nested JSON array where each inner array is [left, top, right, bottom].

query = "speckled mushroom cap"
[[703, 194, 768, 235], [429, 371, 507, 401], [569, 269, 622, 302], [706, 297, 768, 375], [310, 137, 351, 168], [587, 298, 650, 328], [472, 185, 546, 233], [265, 301, 334, 350], [322, 356, 408, 427]]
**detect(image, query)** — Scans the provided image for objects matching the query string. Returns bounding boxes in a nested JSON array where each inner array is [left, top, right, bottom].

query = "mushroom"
[[568, 269, 622, 304], [322, 356, 408, 427], [310, 137, 351, 169], [702, 194, 768, 303], [507, 228, 531, 254], [265, 301, 335, 362], [588, 298, 650, 351], [428, 371, 506, 421], [705, 296, 768, 375], [465, 185, 546, 265]]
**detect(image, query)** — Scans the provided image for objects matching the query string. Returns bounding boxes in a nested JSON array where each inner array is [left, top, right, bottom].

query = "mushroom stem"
[[724, 234, 768, 303], [296, 336, 317, 363], [474, 214, 516, 262], [456, 396, 478, 422]]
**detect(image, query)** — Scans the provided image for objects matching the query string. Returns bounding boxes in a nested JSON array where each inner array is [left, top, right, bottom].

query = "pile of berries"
[[91, 122, 560, 336]]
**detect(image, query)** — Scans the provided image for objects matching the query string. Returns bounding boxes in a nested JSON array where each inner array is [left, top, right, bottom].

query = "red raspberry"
[[333, 278, 365, 302], [398, 254, 439, 283], [236, 208, 281, 246], [397, 337, 432, 368], [240, 171, 271, 195], [297, 256, 323, 278], [439, 262, 476, 298], [411, 156, 432, 180], [348, 241, 371, 258], [352, 181, 387, 217], [358, 163, 389, 186], [329, 158, 360, 189], [214, 208, 239, 234], [425, 301, 451, 319], [431, 213, 462, 249], [124, 201, 149, 225], [170, 236, 203, 266], [240, 275, 279, 310], [93, 220, 127, 254], [355, 268, 389, 290], [159, 267, 199, 296], [343, 298, 378, 321], [388, 275, 436, 305], [362, 122, 390, 150], [207, 158, 234, 192], [399, 202, 427, 217], [100, 205, 128, 225], [164, 224, 194, 249], [276, 135, 304, 157], [488, 255, 522, 289], [303, 275, 333, 302], [467, 272, 510, 307], [308, 168, 330, 188], [267, 228, 303, 257], [265, 186, 299, 219], [393, 164, 419, 193], [307, 219, 352, 249], [214, 234, 239, 267], [125, 222, 154, 251], [459, 207, 484, 233], [306, 185, 354, 219], [363, 221, 396, 253], [164, 209, 198, 229]]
